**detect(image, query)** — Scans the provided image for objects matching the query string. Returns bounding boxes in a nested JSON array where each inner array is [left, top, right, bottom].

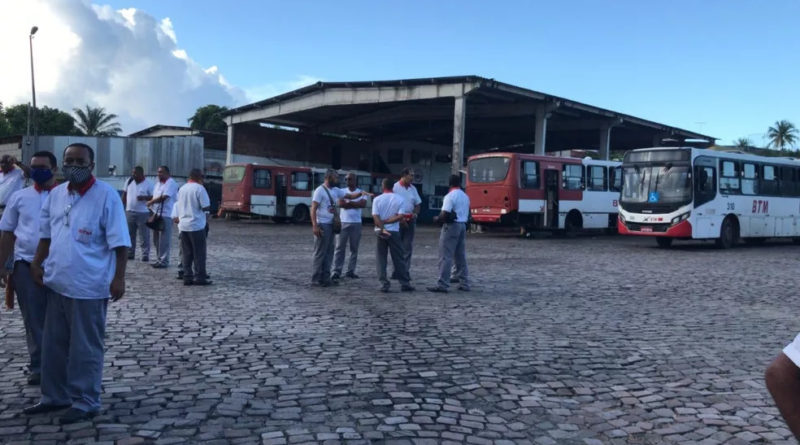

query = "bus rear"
[[466, 154, 518, 224], [221, 164, 250, 216]]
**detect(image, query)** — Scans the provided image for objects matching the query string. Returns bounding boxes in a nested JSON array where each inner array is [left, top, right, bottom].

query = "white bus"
[[618, 146, 800, 248]]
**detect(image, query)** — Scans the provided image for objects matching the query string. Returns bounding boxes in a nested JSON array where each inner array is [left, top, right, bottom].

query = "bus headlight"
[[671, 212, 690, 225], [618, 213, 626, 223]]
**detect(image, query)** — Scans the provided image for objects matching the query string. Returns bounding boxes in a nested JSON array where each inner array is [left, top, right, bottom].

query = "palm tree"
[[767, 120, 798, 150], [73, 106, 122, 136], [734, 138, 751, 149]]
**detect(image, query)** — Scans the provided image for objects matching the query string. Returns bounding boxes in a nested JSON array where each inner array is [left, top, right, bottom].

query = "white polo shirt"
[[174, 181, 210, 232], [371, 192, 404, 232], [40, 179, 131, 300], [0, 185, 51, 262], [392, 181, 422, 215], [0, 168, 25, 207], [152, 177, 179, 218], [338, 187, 365, 224], [312, 185, 345, 225], [125, 178, 154, 213], [442, 187, 470, 223]]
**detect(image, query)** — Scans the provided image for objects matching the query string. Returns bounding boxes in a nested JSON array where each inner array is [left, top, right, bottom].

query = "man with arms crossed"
[[372, 178, 414, 293], [25, 142, 130, 424], [331, 172, 366, 281], [0, 151, 58, 386]]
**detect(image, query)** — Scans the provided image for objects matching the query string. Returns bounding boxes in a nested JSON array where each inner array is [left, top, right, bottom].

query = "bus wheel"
[[292, 205, 310, 224], [716, 217, 739, 249], [656, 237, 673, 248], [224, 211, 239, 221], [564, 212, 582, 238]]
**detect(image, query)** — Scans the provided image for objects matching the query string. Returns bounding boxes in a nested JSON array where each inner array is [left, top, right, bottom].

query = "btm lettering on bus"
[[752, 200, 769, 214]]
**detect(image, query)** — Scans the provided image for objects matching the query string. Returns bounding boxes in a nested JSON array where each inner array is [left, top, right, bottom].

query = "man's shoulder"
[[94, 179, 122, 195]]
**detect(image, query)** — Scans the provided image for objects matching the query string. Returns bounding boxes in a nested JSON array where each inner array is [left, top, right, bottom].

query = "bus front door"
[[545, 169, 559, 229], [275, 174, 288, 218]]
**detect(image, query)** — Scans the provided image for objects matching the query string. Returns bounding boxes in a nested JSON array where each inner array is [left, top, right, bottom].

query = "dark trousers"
[[377, 231, 409, 287], [181, 229, 207, 282], [396, 221, 416, 277], [14, 261, 47, 375], [312, 223, 335, 284], [40, 291, 108, 412]]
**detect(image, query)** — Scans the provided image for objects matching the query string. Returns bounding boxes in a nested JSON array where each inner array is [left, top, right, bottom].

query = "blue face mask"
[[30, 167, 53, 185]]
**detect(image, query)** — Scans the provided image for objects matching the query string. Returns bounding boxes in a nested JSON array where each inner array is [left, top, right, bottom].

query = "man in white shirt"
[[0, 151, 58, 386], [310, 169, 367, 287], [26, 142, 130, 424], [122, 166, 153, 262], [392, 167, 422, 279], [0, 154, 28, 213], [146, 165, 179, 268], [172, 168, 211, 286], [372, 178, 414, 293], [428, 175, 471, 293], [331, 172, 366, 281]]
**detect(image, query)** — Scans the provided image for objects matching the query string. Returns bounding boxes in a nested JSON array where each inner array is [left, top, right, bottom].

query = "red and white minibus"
[[619, 146, 800, 248], [466, 152, 621, 234]]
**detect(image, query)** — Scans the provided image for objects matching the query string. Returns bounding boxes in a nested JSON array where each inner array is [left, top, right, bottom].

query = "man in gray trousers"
[[428, 175, 471, 293], [372, 178, 414, 293], [331, 172, 366, 281]]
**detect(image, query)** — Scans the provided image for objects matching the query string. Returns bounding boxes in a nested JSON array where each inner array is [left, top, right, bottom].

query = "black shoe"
[[127, 254, 135, 260], [331, 273, 341, 281], [23, 403, 70, 415], [427, 286, 448, 293], [450, 277, 460, 283], [345, 272, 359, 279], [312, 281, 331, 288], [59, 408, 96, 424], [27, 373, 41, 386], [458, 286, 471, 292], [193, 280, 213, 286], [380, 285, 390, 293], [401, 285, 415, 292], [183, 280, 194, 286], [151, 262, 167, 269], [176, 272, 184, 280], [141, 257, 149, 262]]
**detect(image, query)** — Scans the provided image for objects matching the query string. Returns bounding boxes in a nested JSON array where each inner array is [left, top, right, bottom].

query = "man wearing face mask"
[[25, 143, 130, 425], [122, 166, 153, 262], [0, 152, 58, 386]]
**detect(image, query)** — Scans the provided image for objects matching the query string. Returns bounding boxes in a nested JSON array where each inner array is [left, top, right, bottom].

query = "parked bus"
[[618, 146, 800, 248], [466, 152, 621, 234], [221, 163, 392, 222]]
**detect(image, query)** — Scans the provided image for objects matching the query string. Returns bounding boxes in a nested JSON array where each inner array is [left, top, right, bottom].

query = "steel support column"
[[451, 95, 466, 175]]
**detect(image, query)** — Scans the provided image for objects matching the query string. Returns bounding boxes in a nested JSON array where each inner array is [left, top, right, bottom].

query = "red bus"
[[466, 152, 622, 234]]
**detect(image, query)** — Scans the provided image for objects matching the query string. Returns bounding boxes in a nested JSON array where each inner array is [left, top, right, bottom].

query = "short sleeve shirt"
[[371, 192, 403, 232], [40, 180, 131, 299], [175, 182, 210, 232], [392, 181, 422, 214], [125, 178, 154, 213], [312, 185, 345, 225], [152, 177, 179, 217], [338, 187, 365, 224], [0, 186, 50, 262], [0, 168, 25, 207], [441, 188, 470, 223]]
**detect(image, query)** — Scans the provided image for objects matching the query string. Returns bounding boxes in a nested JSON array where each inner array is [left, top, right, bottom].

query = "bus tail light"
[[501, 209, 508, 215]]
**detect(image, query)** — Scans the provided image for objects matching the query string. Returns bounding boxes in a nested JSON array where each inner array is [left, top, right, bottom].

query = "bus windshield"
[[469, 157, 511, 183], [223, 166, 246, 184], [621, 164, 692, 205]]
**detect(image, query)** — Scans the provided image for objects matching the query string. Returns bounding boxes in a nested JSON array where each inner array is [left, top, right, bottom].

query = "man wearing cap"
[[25, 142, 130, 424]]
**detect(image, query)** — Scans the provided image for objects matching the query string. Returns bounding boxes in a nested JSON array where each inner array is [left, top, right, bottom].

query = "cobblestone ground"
[[1, 220, 799, 445]]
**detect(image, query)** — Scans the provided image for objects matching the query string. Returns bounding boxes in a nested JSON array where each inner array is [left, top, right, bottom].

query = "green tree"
[[0, 102, 10, 137], [767, 120, 798, 150], [188, 104, 229, 133], [73, 105, 122, 136], [733, 138, 751, 149], [1, 104, 76, 137]]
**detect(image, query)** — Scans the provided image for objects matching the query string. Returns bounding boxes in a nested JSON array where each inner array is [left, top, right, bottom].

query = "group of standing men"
[[0, 144, 212, 425], [310, 167, 471, 293]]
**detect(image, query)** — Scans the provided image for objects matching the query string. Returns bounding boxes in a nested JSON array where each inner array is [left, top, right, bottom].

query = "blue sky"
[[4, 0, 799, 146]]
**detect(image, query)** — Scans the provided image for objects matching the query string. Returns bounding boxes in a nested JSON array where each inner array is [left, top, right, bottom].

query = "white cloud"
[[0, 0, 247, 134]]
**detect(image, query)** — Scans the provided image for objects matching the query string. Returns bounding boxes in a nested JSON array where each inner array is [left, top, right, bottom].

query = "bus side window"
[[761, 165, 777, 196], [521, 161, 539, 189], [562, 164, 584, 190], [609, 166, 622, 192], [719, 160, 740, 194], [291, 171, 310, 191], [588, 166, 606, 191], [254, 169, 272, 189], [694, 166, 716, 206], [741, 162, 758, 195]]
